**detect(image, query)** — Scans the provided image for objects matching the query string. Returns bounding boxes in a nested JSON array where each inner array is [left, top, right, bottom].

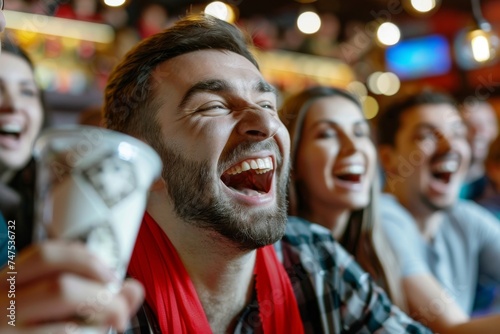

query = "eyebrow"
[[0, 79, 38, 88], [177, 78, 276, 109], [413, 120, 465, 132], [412, 123, 436, 132], [254, 80, 276, 94], [310, 119, 368, 129]]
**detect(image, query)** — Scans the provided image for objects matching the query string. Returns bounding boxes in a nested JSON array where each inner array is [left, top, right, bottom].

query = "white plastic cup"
[[33, 125, 162, 280]]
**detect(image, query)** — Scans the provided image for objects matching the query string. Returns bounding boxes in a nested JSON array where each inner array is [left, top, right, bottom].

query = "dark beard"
[[158, 140, 289, 251]]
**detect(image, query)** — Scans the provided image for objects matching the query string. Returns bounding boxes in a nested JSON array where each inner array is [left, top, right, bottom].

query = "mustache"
[[219, 140, 283, 173]]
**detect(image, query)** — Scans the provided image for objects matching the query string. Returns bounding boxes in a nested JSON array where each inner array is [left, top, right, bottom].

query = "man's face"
[[382, 103, 470, 211], [151, 50, 291, 250], [461, 102, 498, 165]]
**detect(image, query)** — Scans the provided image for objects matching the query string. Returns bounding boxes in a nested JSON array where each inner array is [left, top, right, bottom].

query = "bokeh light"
[[104, 0, 126, 7], [377, 22, 401, 46], [297, 11, 321, 34]]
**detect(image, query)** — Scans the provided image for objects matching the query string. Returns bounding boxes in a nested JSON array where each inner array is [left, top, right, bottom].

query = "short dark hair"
[[103, 14, 257, 143], [376, 89, 457, 146]]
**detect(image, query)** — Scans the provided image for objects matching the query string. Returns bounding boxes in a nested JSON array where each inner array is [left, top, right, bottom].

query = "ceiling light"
[[454, 0, 498, 67], [410, 0, 437, 13], [297, 11, 321, 35], [205, 2, 236, 23], [104, 0, 126, 7], [376, 22, 401, 46]]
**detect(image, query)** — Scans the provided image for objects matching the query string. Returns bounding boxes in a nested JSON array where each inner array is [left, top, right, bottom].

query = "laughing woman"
[[279, 86, 406, 310], [0, 38, 46, 254]]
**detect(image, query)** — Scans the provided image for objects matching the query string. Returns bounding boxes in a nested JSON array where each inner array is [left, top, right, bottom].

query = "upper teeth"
[[226, 157, 273, 175], [432, 161, 459, 173], [336, 165, 365, 175], [0, 123, 22, 134]]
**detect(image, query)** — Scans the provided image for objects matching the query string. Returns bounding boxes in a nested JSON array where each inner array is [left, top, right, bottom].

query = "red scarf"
[[128, 213, 304, 333]]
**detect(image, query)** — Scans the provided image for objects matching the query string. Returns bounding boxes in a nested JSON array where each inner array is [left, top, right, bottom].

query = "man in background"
[[377, 90, 500, 333], [459, 98, 499, 200]]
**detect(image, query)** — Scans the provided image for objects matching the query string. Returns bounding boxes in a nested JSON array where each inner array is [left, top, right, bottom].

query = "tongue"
[[223, 169, 268, 195], [229, 186, 263, 196], [0, 133, 21, 148]]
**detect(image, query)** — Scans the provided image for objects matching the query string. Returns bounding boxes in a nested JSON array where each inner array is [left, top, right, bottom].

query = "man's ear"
[[378, 144, 397, 175]]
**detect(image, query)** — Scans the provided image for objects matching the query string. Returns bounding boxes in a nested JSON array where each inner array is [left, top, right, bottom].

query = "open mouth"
[[0, 123, 22, 141], [334, 165, 365, 183], [430, 160, 459, 184], [221, 157, 274, 196]]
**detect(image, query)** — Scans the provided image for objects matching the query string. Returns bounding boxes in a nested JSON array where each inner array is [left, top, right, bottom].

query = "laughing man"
[[377, 90, 500, 334], [1, 13, 431, 334], [103, 14, 431, 333]]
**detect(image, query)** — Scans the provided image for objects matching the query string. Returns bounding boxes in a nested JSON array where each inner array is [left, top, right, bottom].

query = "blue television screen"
[[385, 35, 452, 80]]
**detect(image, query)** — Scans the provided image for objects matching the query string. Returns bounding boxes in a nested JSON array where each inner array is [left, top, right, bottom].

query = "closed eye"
[[317, 128, 338, 139], [21, 88, 38, 97], [415, 130, 438, 142], [353, 122, 370, 137], [259, 102, 276, 110], [197, 102, 230, 116]]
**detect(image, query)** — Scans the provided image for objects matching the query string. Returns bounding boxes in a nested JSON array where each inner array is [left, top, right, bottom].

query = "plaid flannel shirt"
[[123, 216, 431, 334]]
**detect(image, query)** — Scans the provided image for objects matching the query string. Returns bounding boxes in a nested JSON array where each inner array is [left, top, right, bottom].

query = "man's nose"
[[236, 108, 281, 141], [437, 132, 453, 153]]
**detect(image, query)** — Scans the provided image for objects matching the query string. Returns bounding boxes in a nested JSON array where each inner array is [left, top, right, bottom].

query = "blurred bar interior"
[[2, 0, 500, 123]]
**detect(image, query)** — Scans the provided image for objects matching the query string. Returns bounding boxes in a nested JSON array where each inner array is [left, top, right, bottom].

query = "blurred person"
[[0, 38, 45, 253], [459, 98, 500, 315], [459, 98, 499, 200], [0, 7, 145, 334], [377, 89, 500, 333], [473, 135, 500, 316], [477, 134, 500, 220], [279, 86, 406, 310]]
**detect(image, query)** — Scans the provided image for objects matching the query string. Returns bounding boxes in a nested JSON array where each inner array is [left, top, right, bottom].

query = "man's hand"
[[0, 241, 144, 333]]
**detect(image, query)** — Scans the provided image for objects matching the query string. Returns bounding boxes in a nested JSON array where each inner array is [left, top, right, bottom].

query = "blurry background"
[[2, 0, 500, 124]]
